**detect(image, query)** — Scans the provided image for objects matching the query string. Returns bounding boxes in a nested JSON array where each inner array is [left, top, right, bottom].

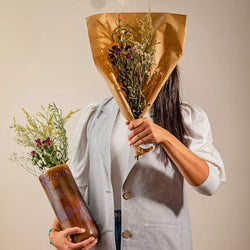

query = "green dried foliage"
[[107, 12, 160, 119], [10, 103, 79, 176]]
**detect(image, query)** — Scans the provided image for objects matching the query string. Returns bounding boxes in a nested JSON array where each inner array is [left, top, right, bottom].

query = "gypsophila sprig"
[[107, 12, 161, 119], [10, 104, 79, 176]]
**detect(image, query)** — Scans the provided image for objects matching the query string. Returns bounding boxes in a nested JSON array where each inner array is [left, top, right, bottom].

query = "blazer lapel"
[[95, 99, 119, 180], [94, 97, 142, 185], [122, 146, 137, 185]]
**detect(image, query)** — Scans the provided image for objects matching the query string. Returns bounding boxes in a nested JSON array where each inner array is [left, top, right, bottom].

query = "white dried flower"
[[118, 0, 133, 8]]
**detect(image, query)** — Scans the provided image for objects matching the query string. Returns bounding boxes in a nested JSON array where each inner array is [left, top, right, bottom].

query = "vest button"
[[123, 192, 132, 200], [122, 230, 131, 238]]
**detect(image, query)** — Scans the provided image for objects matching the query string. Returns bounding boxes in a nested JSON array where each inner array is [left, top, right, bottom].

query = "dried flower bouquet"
[[107, 13, 160, 119], [86, 12, 186, 157], [10, 103, 79, 176]]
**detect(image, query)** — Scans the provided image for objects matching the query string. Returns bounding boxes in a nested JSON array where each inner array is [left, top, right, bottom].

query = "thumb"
[[64, 227, 85, 237]]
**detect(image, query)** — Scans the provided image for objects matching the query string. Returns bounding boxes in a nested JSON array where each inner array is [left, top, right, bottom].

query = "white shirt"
[[110, 111, 130, 209]]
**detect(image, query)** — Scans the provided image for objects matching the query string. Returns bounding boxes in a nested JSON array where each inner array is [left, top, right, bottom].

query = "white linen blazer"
[[69, 97, 226, 250]]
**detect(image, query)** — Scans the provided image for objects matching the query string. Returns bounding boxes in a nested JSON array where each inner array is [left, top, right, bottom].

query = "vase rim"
[[39, 164, 69, 178]]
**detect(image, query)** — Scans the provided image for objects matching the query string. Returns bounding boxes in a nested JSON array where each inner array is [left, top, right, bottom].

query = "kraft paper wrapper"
[[86, 12, 186, 157]]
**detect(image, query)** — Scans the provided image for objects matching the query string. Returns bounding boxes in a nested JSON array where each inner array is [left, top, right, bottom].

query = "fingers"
[[133, 134, 152, 146], [128, 123, 146, 141], [85, 238, 98, 250], [127, 118, 155, 146], [69, 237, 97, 250], [64, 227, 85, 237], [129, 128, 150, 146], [127, 118, 164, 145], [50, 227, 98, 250], [127, 118, 145, 130], [66, 234, 72, 242]]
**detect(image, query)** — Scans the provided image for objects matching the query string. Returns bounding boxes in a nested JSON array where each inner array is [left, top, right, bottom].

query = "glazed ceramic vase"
[[39, 164, 99, 242]]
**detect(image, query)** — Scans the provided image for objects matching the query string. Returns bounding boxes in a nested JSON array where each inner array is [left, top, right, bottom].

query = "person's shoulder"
[[80, 97, 114, 115], [74, 97, 114, 135], [82, 97, 111, 110], [180, 101, 213, 138], [79, 97, 117, 127], [180, 100, 209, 124]]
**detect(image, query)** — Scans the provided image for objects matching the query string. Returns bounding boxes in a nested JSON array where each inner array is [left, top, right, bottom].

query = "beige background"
[[0, 0, 249, 249]]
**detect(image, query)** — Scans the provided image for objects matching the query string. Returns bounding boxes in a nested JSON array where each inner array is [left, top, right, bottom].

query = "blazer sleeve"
[[181, 102, 226, 196], [69, 101, 100, 199]]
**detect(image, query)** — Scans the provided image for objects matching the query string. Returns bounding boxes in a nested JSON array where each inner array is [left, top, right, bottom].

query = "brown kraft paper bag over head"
[[86, 12, 186, 157]]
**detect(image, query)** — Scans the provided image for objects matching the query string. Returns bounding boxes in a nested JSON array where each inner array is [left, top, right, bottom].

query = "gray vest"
[[86, 97, 193, 250]]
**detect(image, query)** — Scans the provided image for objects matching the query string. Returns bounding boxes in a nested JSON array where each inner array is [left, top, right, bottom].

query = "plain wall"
[[0, 0, 249, 249]]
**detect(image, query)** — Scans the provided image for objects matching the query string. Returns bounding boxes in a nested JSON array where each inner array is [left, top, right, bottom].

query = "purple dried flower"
[[126, 53, 134, 59], [125, 45, 131, 51], [31, 151, 36, 156], [112, 45, 119, 51], [35, 138, 42, 147], [108, 53, 115, 60], [41, 138, 52, 147], [115, 48, 122, 57]]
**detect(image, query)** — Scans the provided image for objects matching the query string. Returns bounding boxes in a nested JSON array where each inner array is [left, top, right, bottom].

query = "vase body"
[[39, 164, 99, 242]]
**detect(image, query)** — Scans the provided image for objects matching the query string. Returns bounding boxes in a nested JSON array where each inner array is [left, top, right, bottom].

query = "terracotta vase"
[[39, 164, 99, 242]]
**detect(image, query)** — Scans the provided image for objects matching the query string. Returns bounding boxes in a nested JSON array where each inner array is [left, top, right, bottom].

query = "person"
[[48, 66, 226, 250]]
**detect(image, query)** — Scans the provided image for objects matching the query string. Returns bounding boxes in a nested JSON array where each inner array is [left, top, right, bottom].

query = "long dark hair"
[[150, 65, 187, 160]]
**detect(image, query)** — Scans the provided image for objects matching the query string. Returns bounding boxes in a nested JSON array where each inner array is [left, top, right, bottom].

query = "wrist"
[[158, 126, 171, 146], [49, 228, 60, 235], [49, 228, 60, 244]]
